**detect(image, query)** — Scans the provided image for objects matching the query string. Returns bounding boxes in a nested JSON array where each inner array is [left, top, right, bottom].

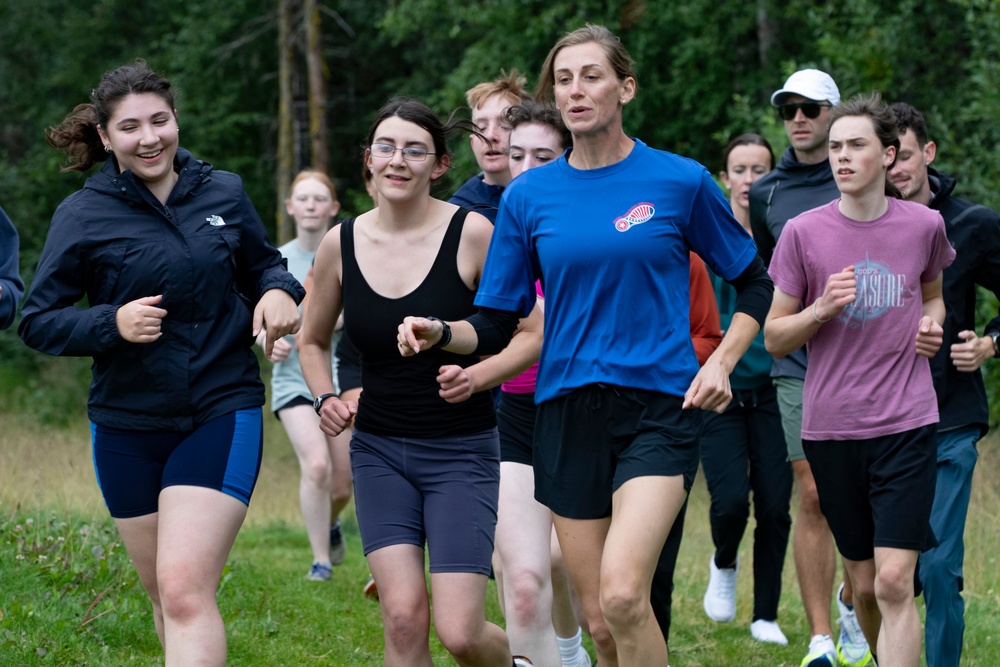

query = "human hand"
[[682, 357, 732, 414], [437, 365, 477, 403], [253, 289, 300, 359], [915, 316, 944, 358], [950, 329, 993, 371], [269, 336, 293, 362], [813, 266, 856, 322], [397, 316, 443, 356], [317, 396, 357, 437], [116, 295, 167, 343]]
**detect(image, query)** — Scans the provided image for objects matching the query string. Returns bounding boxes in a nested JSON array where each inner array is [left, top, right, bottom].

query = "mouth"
[[837, 168, 855, 176], [138, 149, 163, 159]]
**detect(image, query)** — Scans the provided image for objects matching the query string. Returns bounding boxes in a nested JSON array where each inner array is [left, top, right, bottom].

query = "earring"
[[104, 145, 112, 153]]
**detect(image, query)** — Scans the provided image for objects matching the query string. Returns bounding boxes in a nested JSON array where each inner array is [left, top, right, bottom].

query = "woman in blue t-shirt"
[[398, 24, 772, 667]]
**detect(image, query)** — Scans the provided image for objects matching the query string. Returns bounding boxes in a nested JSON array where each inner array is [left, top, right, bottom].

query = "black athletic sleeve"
[[465, 307, 521, 355], [728, 255, 773, 328]]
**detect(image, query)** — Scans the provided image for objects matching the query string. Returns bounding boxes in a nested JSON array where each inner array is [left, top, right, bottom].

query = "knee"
[[849, 576, 878, 612], [712, 494, 749, 522], [382, 601, 430, 650], [157, 573, 208, 624], [507, 569, 549, 628], [586, 616, 615, 656], [436, 621, 484, 662], [875, 563, 915, 606], [599, 581, 646, 632], [302, 456, 332, 487], [330, 479, 352, 505]]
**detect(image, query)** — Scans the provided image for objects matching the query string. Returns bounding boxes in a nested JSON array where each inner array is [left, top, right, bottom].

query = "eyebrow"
[[114, 110, 171, 127], [373, 137, 430, 148]]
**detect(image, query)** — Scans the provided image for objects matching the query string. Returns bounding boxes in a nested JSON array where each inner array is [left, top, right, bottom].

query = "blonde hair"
[[536, 24, 637, 101], [286, 169, 337, 202], [465, 69, 530, 110]]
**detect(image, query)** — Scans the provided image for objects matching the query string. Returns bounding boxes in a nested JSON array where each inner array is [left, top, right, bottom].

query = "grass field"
[[1, 407, 998, 666]]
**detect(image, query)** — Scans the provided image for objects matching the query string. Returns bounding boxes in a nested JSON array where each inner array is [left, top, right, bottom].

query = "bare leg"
[[791, 459, 835, 637], [873, 548, 922, 667], [841, 557, 880, 647], [431, 571, 513, 667], [367, 544, 434, 667], [156, 486, 248, 667], [600, 475, 686, 667], [494, 461, 561, 666], [279, 404, 334, 564], [114, 513, 165, 646]]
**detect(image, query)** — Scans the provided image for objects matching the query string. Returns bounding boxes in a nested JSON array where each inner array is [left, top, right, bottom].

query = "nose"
[[388, 148, 406, 166], [140, 122, 158, 145]]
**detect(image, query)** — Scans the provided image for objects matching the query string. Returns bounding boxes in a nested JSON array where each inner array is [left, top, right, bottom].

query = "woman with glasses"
[[398, 25, 771, 667], [298, 96, 539, 667]]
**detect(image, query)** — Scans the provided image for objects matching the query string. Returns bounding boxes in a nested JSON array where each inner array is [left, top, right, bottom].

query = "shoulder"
[[460, 209, 494, 246]]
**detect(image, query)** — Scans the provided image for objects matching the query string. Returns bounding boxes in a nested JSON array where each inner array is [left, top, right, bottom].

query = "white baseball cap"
[[770, 69, 841, 107]]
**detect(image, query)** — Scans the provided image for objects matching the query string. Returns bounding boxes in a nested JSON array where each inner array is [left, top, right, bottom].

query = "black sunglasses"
[[777, 102, 832, 121]]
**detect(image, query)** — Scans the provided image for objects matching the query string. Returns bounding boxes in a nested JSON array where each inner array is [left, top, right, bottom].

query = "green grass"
[[1, 408, 999, 666]]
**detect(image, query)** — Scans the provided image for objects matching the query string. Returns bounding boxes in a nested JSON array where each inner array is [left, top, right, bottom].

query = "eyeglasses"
[[369, 143, 436, 162], [777, 102, 832, 121]]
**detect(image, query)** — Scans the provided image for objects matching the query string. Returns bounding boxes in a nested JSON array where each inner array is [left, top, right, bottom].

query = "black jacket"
[[19, 149, 304, 430], [749, 146, 840, 380], [928, 168, 1000, 434]]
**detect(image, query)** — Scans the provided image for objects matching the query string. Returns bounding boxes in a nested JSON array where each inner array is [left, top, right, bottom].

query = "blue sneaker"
[[836, 583, 873, 666], [801, 634, 837, 667], [330, 517, 345, 566], [307, 561, 333, 581]]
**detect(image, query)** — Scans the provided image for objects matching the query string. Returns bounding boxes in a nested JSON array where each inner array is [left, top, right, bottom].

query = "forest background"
[[1, 0, 999, 418]]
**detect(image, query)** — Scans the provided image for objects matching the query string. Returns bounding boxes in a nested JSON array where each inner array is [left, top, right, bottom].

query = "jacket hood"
[[775, 146, 834, 187], [83, 147, 211, 205], [928, 166, 957, 206]]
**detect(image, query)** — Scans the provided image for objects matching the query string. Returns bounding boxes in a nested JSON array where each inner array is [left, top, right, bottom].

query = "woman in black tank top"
[[299, 98, 539, 667]]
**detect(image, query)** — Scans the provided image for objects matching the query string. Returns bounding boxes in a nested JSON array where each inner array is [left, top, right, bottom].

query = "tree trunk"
[[276, 0, 296, 245], [304, 0, 329, 176]]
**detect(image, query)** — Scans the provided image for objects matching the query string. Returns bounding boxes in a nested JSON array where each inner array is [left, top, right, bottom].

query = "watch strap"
[[313, 392, 338, 415]]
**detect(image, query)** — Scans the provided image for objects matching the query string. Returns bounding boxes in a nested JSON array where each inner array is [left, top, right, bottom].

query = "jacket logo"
[[207, 215, 226, 227], [614, 202, 654, 232]]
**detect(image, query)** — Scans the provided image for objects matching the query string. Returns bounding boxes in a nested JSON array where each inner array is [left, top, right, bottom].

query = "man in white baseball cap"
[[744, 69, 873, 667]]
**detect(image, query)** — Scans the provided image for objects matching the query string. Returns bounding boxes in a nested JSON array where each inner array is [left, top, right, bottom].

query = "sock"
[[557, 628, 583, 663]]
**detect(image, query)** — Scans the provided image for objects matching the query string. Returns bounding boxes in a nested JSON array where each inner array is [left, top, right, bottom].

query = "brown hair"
[[46, 59, 176, 172], [829, 92, 902, 199], [535, 24, 637, 101]]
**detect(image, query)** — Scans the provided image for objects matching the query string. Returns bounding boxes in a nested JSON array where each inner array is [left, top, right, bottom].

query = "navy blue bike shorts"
[[91, 408, 264, 519], [350, 427, 500, 575]]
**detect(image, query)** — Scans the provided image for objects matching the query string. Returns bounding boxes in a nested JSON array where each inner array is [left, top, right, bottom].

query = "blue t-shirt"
[[476, 139, 757, 403]]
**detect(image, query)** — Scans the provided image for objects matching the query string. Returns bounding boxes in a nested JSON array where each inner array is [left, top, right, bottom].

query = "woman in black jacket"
[[19, 60, 303, 666]]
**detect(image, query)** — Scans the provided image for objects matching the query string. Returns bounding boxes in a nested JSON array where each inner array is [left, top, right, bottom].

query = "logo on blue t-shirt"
[[841, 252, 906, 328], [614, 202, 655, 232]]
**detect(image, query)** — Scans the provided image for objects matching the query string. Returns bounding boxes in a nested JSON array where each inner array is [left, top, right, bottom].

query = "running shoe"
[[750, 619, 788, 645], [363, 575, 379, 600], [513, 656, 534, 666], [836, 582, 873, 666], [330, 517, 346, 566], [703, 555, 738, 622], [307, 561, 332, 581], [801, 634, 838, 667]]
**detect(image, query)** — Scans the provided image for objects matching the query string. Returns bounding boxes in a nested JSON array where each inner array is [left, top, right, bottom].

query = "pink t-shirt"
[[769, 198, 956, 441], [501, 282, 543, 394]]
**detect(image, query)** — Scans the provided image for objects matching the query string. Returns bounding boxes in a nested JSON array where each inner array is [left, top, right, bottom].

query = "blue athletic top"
[[475, 139, 758, 403]]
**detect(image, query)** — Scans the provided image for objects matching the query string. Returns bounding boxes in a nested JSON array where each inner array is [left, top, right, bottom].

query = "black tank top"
[[341, 208, 495, 437]]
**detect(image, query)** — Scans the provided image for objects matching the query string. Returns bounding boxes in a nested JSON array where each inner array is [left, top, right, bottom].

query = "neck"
[[568, 131, 634, 170], [730, 199, 751, 233], [146, 172, 179, 206], [295, 226, 326, 253], [482, 170, 510, 188], [838, 189, 890, 222], [375, 195, 435, 232], [794, 146, 829, 166]]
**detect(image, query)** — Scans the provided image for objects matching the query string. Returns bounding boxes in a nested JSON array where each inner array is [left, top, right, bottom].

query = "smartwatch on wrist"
[[313, 392, 338, 415], [425, 316, 452, 348]]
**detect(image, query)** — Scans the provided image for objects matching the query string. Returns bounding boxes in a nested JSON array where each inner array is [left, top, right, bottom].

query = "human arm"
[[0, 206, 25, 330], [436, 299, 543, 403], [684, 256, 771, 413], [915, 273, 945, 358], [764, 266, 856, 358], [298, 228, 356, 436], [748, 183, 776, 266]]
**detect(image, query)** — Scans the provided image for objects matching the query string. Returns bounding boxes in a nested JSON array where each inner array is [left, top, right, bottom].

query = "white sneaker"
[[836, 582, 873, 666], [562, 646, 592, 667], [703, 555, 738, 622], [800, 634, 837, 667], [750, 619, 788, 645]]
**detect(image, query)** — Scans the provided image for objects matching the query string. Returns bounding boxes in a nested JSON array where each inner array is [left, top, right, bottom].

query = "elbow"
[[762, 326, 787, 359]]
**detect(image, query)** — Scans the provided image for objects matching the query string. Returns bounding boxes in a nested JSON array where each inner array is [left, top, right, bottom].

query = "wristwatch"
[[313, 392, 338, 415], [990, 331, 999, 357], [425, 316, 452, 348]]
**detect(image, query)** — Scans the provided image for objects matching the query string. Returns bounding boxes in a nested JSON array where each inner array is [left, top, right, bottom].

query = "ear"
[[363, 148, 373, 169], [329, 199, 341, 218], [883, 144, 896, 168], [97, 124, 109, 145], [923, 140, 936, 166], [284, 198, 295, 216], [620, 76, 637, 105], [719, 170, 731, 190], [431, 153, 451, 181]]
